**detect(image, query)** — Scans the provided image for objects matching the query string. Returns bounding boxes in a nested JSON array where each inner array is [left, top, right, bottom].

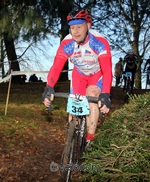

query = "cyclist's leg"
[[116, 76, 119, 87], [70, 68, 101, 142], [85, 72, 102, 141], [123, 75, 127, 90], [86, 85, 100, 140]]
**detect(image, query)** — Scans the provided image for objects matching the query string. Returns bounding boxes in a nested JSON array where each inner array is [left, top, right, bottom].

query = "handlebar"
[[46, 92, 104, 118], [54, 92, 99, 103]]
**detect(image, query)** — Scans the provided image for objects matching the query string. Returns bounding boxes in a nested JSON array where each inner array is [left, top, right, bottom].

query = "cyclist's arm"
[[47, 42, 69, 87], [99, 54, 112, 94], [47, 55, 68, 87]]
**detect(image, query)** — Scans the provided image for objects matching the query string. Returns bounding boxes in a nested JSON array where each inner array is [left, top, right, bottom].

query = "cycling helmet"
[[67, 9, 92, 25], [127, 49, 134, 54]]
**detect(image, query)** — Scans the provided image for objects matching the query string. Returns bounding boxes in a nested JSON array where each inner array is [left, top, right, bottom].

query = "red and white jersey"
[[47, 29, 112, 93]]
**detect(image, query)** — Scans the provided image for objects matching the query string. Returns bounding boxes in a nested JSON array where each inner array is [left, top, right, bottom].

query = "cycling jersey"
[[47, 29, 112, 94]]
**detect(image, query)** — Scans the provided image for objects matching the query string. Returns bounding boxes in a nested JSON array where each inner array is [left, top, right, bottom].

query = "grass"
[[0, 82, 149, 181], [81, 92, 150, 182]]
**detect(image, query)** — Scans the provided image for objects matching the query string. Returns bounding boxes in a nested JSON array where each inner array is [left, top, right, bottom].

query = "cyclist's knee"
[[86, 85, 100, 97]]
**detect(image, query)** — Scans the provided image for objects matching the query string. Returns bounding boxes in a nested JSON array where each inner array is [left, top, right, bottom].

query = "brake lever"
[[99, 101, 105, 118]]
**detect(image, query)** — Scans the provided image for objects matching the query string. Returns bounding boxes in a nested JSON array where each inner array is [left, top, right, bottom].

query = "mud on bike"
[[50, 92, 100, 182]]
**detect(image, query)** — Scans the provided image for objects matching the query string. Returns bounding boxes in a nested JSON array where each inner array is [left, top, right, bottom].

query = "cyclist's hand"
[[98, 93, 111, 114], [42, 86, 55, 109], [43, 97, 52, 108]]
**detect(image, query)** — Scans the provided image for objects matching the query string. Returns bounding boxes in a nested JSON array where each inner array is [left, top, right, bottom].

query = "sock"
[[86, 133, 94, 141]]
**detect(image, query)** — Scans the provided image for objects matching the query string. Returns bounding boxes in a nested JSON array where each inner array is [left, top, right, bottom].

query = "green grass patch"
[[81, 92, 150, 182]]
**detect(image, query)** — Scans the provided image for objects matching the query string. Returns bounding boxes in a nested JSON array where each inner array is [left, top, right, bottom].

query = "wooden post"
[[5, 72, 12, 116]]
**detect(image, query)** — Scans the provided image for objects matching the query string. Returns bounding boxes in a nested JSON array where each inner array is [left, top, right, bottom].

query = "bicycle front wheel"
[[60, 120, 76, 182]]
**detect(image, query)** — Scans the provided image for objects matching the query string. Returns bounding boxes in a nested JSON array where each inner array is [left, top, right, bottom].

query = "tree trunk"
[[58, 12, 70, 82], [135, 57, 143, 89], [135, 69, 141, 89], [3, 33, 21, 83], [58, 1, 73, 82], [0, 38, 6, 78]]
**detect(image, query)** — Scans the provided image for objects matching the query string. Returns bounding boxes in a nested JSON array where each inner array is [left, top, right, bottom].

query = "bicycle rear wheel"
[[60, 120, 76, 182]]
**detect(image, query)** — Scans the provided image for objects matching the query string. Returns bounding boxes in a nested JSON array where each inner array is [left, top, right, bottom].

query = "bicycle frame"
[[54, 92, 98, 182]]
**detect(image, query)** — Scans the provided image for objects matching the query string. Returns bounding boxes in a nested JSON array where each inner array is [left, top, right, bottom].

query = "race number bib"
[[67, 97, 90, 116], [125, 72, 132, 77]]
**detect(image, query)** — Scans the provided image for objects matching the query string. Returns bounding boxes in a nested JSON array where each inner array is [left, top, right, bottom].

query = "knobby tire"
[[60, 120, 75, 182]]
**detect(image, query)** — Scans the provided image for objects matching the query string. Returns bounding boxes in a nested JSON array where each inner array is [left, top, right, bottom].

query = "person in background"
[[29, 74, 38, 82], [38, 77, 43, 82], [42, 8, 112, 147], [114, 57, 123, 87], [123, 49, 138, 91], [20, 74, 27, 83]]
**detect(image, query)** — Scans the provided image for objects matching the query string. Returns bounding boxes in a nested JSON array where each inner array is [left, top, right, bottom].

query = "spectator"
[[114, 57, 123, 87], [20, 74, 27, 83], [29, 74, 38, 82], [38, 77, 43, 82]]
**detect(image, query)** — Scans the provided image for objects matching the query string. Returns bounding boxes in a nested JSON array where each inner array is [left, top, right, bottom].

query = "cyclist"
[[42, 9, 112, 145], [114, 57, 123, 87], [123, 49, 138, 91], [143, 56, 150, 86]]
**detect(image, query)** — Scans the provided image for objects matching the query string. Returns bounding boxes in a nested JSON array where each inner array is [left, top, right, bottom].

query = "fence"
[[0, 70, 72, 116]]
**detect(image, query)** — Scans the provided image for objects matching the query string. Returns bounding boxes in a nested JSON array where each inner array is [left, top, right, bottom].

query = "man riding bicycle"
[[123, 49, 138, 91], [42, 9, 112, 146]]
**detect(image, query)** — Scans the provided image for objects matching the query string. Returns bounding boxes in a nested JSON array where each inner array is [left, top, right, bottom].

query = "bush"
[[81, 92, 150, 182]]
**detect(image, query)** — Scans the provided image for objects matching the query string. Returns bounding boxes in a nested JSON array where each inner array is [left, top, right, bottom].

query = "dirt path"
[[0, 82, 148, 182]]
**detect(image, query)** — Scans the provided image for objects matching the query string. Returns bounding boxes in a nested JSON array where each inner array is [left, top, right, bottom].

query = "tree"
[[0, 0, 96, 82], [92, 0, 150, 88], [0, 0, 56, 81]]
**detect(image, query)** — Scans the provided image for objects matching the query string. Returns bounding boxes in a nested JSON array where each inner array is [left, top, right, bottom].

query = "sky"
[[1, 34, 148, 89], [18, 34, 119, 85]]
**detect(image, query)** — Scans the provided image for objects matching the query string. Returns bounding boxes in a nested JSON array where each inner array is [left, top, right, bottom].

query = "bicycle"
[[123, 72, 132, 102], [52, 92, 99, 182]]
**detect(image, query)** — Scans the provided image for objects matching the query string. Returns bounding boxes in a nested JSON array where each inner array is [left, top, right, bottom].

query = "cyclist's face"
[[128, 54, 134, 58], [70, 22, 90, 44]]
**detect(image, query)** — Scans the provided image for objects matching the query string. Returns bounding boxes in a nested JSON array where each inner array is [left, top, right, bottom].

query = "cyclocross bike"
[[53, 92, 99, 182], [123, 72, 133, 102]]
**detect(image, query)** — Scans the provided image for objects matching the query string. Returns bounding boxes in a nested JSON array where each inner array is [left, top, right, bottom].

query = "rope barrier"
[[0, 69, 73, 83]]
